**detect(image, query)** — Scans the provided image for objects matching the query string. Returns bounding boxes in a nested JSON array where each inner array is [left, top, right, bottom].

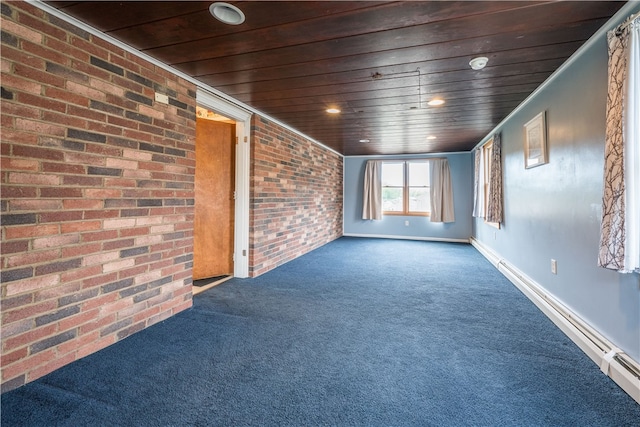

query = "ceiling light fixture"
[[209, 2, 245, 25], [427, 99, 445, 106], [427, 135, 437, 140], [359, 139, 370, 143], [469, 56, 489, 70], [326, 108, 341, 114]]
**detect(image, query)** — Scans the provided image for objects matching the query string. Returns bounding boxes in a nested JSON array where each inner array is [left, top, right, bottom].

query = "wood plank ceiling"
[[46, 1, 626, 155]]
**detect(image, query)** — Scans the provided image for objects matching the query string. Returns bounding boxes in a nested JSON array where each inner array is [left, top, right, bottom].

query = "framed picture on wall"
[[524, 111, 547, 169]]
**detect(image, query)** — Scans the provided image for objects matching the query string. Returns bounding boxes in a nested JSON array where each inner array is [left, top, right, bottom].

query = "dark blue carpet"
[[2, 237, 639, 426]]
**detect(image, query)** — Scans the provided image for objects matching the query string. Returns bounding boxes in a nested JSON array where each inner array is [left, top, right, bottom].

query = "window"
[[382, 161, 430, 215]]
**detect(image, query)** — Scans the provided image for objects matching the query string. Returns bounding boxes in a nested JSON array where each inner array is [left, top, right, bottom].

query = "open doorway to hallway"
[[193, 107, 236, 295]]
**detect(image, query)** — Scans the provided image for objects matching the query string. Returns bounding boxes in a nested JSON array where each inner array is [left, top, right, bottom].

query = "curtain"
[[599, 16, 640, 273], [472, 148, 484, 218], [486, 133, 503, 224], [430, 159, 455, 223], [362, 160, 382, 220]]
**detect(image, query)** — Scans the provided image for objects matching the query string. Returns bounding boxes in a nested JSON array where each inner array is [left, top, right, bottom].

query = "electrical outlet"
[[551, 259, 557, 275], [404, 220, 409, 226]]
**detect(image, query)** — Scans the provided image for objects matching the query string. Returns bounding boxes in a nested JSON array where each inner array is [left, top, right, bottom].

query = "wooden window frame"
[[382, 160, 431, 217]]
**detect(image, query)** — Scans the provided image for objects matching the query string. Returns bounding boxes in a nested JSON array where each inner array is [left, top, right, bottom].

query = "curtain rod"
[[616, 10, 640, 34]]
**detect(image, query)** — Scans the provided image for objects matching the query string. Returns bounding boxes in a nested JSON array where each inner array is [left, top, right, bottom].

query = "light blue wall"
[[343, 153, 473, 241], [473, 6, 640, 361]]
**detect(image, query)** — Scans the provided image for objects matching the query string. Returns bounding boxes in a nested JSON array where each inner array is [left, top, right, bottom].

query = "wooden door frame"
[[196, 89, 251, 278]]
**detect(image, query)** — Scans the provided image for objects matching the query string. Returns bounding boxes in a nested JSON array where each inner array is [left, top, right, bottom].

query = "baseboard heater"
[[470, 238, 640, 405]]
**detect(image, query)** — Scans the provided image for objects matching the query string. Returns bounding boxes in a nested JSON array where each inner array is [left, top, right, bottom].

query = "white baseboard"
[[470, 237, 640, 405], [343, 233, 469, 244]]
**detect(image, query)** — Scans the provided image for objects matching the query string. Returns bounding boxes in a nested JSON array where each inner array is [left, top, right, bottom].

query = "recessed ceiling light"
[[209, 2, 245, 25], [469, 56, 489, 70], [427, 135, 437, 140], [326, 108, 341, 114], [427, 99, 445, 106], [359, 139, 370, 143]]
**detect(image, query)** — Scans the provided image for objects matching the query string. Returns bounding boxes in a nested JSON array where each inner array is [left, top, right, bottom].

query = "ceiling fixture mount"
[[427, 98, 445, 106], [326, 108, 341, 114], [209, 2, 245, 25], [469, 56, 489, 70]]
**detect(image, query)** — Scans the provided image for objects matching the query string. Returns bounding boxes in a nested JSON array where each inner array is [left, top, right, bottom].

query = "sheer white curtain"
[[362, 160, 382, 220], [472, 149, 485, 218], [430, 159, 455, 223], [599, 15, 639, 273]]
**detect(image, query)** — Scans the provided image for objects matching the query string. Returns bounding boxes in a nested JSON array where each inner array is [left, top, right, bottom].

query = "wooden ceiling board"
[[185, 41, 584, 88], [45, 1, 626, 155], [141, 1, 534, 63], [208, 56, 566, 97], [108, 2, 381, 50]]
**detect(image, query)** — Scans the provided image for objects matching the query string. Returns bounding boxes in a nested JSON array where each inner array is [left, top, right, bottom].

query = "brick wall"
[[1, 2, 196, 392], [250, 116, 343, 276]]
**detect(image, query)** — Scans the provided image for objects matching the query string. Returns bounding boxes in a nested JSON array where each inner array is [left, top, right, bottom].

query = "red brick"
[[20, 39, 69, 65], [57, 330, 100, 357], [81, 229, 118, 242], [109, 261, 142, 277], [72, 34, 112, 59], [0, 319, 32, 340], [40, 187, 83, 198], [16, 91, 67, 113], [2, 349, 56, 382], [0, 100, 41, 121], [61, 220, 102, 234], [76, 335, 115, 359], [42, 162, 86, 174], [5, 224, 58, 240], [9, 200, 62, 211], [1, 66, 43, 93], [4, 274, 60, 298], [28, 352, 76, 383], [34, 282, 82, 303], [1, 3, 198, 390], [3, 325, 57, 354], [17, 11, 67, 41], [61, 264, 102, 283], [58, 309, 101, 332], [6, 249, 60, 269], [41, 111, 87, 130], [39, 211, 83, 224], [1, 347, 29, 367], [62, 199, 103, 210], [81, 294, 118, 312]]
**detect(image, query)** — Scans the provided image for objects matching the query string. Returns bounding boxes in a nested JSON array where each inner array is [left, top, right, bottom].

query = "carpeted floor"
[[2, 237, 639, 426]]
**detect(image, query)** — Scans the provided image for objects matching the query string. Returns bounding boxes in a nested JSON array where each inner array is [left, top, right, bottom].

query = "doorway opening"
[[193, 107, 236, 295], [194, 88, 252, 292]]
